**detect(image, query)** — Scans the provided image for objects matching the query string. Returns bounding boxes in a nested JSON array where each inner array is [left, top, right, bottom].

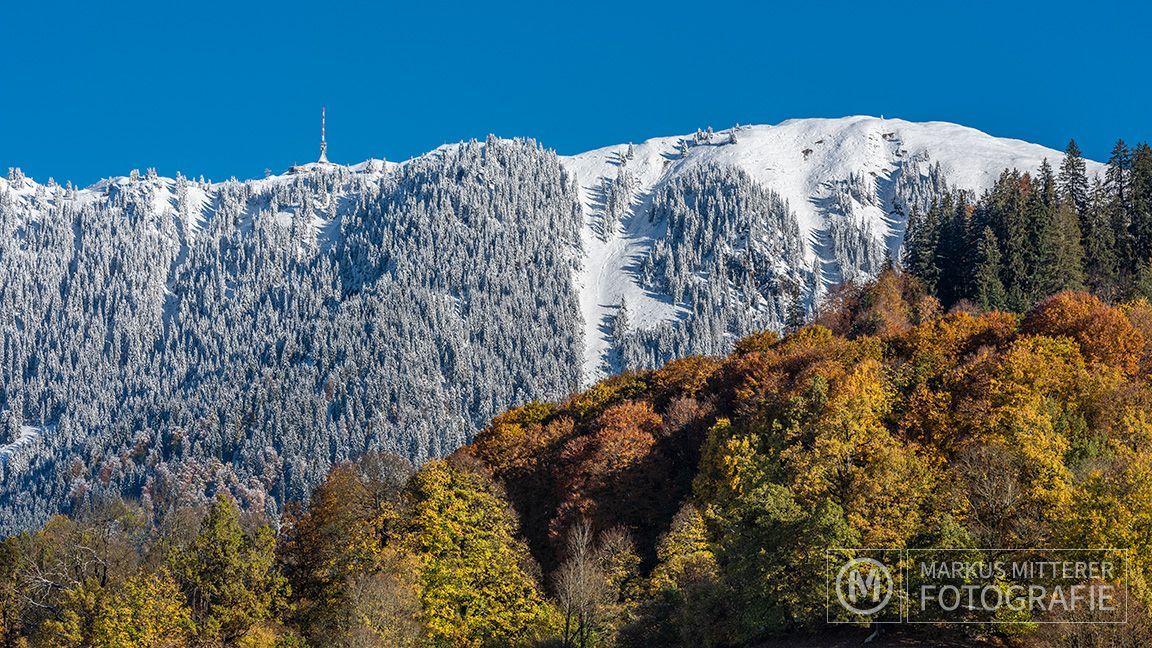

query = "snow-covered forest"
[[0, 139, 583, 532], [0, 117, 1091, 532]]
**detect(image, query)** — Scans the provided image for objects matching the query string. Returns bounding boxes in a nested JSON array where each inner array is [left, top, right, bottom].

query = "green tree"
[[1035, 160, 1086, 293], [972, 226, 1007, 310], [169, 494, 288, 645], [1059, 139, 1090, 222], [1131, 142, 1152, 267], [986, 170, 1032, 310], [649, 506, 717, 593], [1106, 140, 1134, 280], [1085, 178, 1121, 298], [902, 202, 941, 292], [935, 193, 972, 306], [1040, 199, 1086, 293]]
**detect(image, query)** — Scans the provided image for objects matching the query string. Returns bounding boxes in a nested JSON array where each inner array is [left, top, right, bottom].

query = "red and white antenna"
[[318, 106, 329, 164]]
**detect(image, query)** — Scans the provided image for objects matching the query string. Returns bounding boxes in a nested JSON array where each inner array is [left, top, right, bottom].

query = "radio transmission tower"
[[318, 106, 329, 164]]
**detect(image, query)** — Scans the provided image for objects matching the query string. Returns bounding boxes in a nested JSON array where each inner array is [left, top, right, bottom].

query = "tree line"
[[902, 139, 1152, 310]]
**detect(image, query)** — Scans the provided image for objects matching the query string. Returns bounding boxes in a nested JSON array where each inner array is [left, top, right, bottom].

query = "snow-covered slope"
[[561, 116, 1105, 381], [1, 117, 1103, 388], [0, 116, 1109, 532]]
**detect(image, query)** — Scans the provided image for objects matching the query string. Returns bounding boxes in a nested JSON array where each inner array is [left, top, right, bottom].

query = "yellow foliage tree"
[[90, 569, 193, 648]]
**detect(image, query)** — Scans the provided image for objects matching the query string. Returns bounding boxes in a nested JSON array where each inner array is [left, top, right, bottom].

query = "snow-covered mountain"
[[0, 117, 1100, 532], [563, 116, 1103, 379]]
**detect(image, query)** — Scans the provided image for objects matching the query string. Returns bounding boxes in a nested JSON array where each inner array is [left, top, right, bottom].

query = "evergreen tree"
[[1130, 142, 1152, 266], [783, 278, 807, 333], [934, 193, 971, 306], [1106, 140, 1134, 282], [1040, 200, 1086, 294], [972, 226, 1006, 310], [903, 202, 941, 291], [1085, 177, 1121, 298], [1058, 139, 1090, 219], [1027, 168, 1056, 304], [1134, 258, 1152, 302], [1025, 161, 1064, 298], [988, 170, 1032, 310], [169, 494, 288, 644], [0, 139, 587, 535]]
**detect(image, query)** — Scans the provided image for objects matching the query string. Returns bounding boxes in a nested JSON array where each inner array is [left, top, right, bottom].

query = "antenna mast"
[[318, 106, 329, 164]]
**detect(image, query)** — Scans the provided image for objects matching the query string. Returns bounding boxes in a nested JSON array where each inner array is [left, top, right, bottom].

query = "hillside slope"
[[464, 281, 1152, 645]]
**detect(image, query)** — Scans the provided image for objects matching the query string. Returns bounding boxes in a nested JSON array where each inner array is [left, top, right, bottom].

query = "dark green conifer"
[[935, 193, 972, 306], [972, 226, 1006, 310], [1130, 142, 1152, 266], [1084, 178, 1121, 299], [1058, 139, 1090, 219], [902, 202, 941, 292], [990, 170, 1031, 310], [1039, 199, 1086, 293], [1106, 140, 1134, 282]]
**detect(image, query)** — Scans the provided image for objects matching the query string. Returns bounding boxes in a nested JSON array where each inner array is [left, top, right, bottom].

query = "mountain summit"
[[562, 116, 1102, 379]]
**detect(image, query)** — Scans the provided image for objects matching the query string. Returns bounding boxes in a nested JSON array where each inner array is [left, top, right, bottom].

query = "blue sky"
[[2, 0, 1148, 186]]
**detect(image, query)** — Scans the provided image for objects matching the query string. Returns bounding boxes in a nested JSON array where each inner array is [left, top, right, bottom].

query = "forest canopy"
[[4, 274, 1152, 646]]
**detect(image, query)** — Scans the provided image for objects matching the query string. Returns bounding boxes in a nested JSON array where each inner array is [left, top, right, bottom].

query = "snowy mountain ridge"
[[0, 117, 1106, 532], [1, 117, 1101, 387], [2, 117, 1103, 386], [561, 116, 1104, 380]]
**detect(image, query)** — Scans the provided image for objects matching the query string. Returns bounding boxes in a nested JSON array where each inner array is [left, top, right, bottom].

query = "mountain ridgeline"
[[0, 118, 1108, 532]]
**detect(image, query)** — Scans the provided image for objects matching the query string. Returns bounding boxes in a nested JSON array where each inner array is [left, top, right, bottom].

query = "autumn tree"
[[89, 569, 194, 648], [554, 521, 640, 648], [401, 459, 556, 647], [14, 501, 150, 647], [550, 401, 662, 546], [281, 463, 395, 642], [341, 552, 423, 648], [1022, 292, 1145, 375], [623, 505, 720, 647], [0, 538, 22, 645], [168, 494, 288, 645]]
